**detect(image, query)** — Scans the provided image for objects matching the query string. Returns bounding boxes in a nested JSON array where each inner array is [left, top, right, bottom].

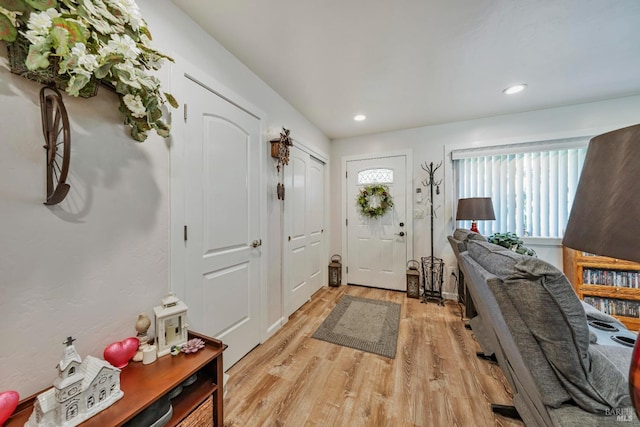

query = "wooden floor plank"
[[224, 285, 525, 427]]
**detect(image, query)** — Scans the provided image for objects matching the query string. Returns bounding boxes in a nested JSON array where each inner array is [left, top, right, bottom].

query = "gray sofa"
[[449, 229, 639, 426], [448, 230, 493, 354]]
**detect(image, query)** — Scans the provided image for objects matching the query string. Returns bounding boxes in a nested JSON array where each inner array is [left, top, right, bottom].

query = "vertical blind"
[[453, 139, 588, 237]]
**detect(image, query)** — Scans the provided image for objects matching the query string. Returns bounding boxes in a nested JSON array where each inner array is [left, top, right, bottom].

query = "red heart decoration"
[[0, 390, 19, 425], [103, 337, 139, 369]]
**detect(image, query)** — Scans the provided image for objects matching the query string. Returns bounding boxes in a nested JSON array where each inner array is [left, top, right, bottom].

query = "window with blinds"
[[453, 138, 588, 237]]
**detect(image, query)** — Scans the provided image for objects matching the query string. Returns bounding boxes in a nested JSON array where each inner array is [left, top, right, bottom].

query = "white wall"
[[0, 52, 171, 397], [138, 0, 330, 334], [330, 95, 640, 297], [0, 0, 329, 398]]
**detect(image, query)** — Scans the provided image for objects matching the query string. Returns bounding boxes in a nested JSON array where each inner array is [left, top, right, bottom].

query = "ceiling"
[[171, 0, 640, 140]]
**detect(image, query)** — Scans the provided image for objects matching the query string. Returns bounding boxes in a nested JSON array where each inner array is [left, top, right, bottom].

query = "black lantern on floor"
[[406, 260, 421, 298], [328, 254, 342, 287]]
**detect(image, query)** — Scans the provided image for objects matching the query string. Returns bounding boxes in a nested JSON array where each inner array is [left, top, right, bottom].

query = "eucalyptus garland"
[[357, 184, 393, 218]]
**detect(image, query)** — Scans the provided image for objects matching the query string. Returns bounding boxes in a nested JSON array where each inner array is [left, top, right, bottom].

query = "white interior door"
[[284, 146, 325, 317], [183, 77, 261, 370], [346, 156, 407, 290], [307, 155, 325, 294]]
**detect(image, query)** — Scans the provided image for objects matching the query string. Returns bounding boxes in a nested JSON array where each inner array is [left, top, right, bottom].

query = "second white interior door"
[[346, 155, 408, 290], [284, 146, 325, 317]]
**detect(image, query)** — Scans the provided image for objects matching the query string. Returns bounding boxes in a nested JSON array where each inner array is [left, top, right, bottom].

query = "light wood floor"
[[224, 285, 525, 427]]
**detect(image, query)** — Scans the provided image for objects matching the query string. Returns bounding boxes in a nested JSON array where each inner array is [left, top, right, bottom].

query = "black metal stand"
[[491, 404, 522, 420], [421, 161, 444, 305], [476, 352, 498, 364], [421, 256, 444, 304]]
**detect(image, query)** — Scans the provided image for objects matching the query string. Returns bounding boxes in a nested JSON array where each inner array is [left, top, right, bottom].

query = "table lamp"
[[455, 197, 496, 233], [562, 123, 640, 417]]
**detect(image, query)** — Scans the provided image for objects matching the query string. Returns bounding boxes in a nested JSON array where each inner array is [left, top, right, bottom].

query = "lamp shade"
[[562, 124, 640, 263], [456, 197, 496, 221]]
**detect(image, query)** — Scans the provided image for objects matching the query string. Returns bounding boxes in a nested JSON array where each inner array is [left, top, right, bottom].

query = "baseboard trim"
[[223, 372, 230, 398], [442, 291, 458, 301], [266, 317, 286, 339]]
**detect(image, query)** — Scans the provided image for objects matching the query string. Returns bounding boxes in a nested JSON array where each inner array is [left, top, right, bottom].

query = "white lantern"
[[153, 293, 189, 357]]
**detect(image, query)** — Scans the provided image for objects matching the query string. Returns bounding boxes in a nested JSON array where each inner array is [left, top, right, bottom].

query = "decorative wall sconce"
[[270, 139, 281, 158], [270, 127, 293, 200]]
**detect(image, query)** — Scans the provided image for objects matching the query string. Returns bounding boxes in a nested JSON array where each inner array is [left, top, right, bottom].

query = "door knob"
[[251, 239, 262, 248], [399, 222, 404, 227], [396, 232, 405, 237]]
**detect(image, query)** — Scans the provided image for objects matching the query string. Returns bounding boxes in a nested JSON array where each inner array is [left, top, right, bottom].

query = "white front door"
[[284, 146, 325, 317], [183, 77, 261, 369], [346, 155, 408, 290]]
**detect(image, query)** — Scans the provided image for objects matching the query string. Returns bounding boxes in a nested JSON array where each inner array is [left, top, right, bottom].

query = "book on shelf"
[[583, 296, 640, 318], [582, 269, 640, 288]]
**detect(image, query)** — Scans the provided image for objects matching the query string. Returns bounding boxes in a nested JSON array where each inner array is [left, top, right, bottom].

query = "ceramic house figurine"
[[154, 293, 189, 357], [25, 337, 123, 427]]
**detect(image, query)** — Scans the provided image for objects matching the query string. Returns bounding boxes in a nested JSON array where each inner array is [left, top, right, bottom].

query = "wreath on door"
[[357, 184, 394, 218]]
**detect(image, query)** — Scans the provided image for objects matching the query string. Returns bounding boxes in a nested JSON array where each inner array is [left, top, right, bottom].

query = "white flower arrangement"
[[0, 0, 178, 142]]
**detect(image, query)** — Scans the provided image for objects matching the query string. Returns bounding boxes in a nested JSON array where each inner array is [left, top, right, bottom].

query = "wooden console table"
[[7, 331, 226, 427]]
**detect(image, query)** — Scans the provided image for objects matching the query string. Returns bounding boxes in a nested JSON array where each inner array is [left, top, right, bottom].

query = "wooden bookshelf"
[[6, 331, 226, 427], [563, 246, 640, 331]]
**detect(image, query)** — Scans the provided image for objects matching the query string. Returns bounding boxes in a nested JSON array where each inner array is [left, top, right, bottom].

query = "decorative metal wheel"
[[40, 86, 71, 205]]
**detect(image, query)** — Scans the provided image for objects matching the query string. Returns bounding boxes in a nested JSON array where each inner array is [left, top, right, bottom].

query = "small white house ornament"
[[25, 337, 123, 427], [154, 293, 189, 357]]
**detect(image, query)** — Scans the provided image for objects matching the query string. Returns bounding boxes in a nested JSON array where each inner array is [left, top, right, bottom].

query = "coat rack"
[[420, 161, 444, 304]]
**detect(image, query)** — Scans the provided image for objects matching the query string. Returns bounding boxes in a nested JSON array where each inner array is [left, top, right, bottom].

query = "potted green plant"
[[488, 232, 536, 256]]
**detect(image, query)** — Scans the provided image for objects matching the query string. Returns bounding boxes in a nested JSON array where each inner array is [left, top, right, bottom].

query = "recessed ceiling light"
[[503, 84, 527, 95], [354, 114, 366, 121]]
